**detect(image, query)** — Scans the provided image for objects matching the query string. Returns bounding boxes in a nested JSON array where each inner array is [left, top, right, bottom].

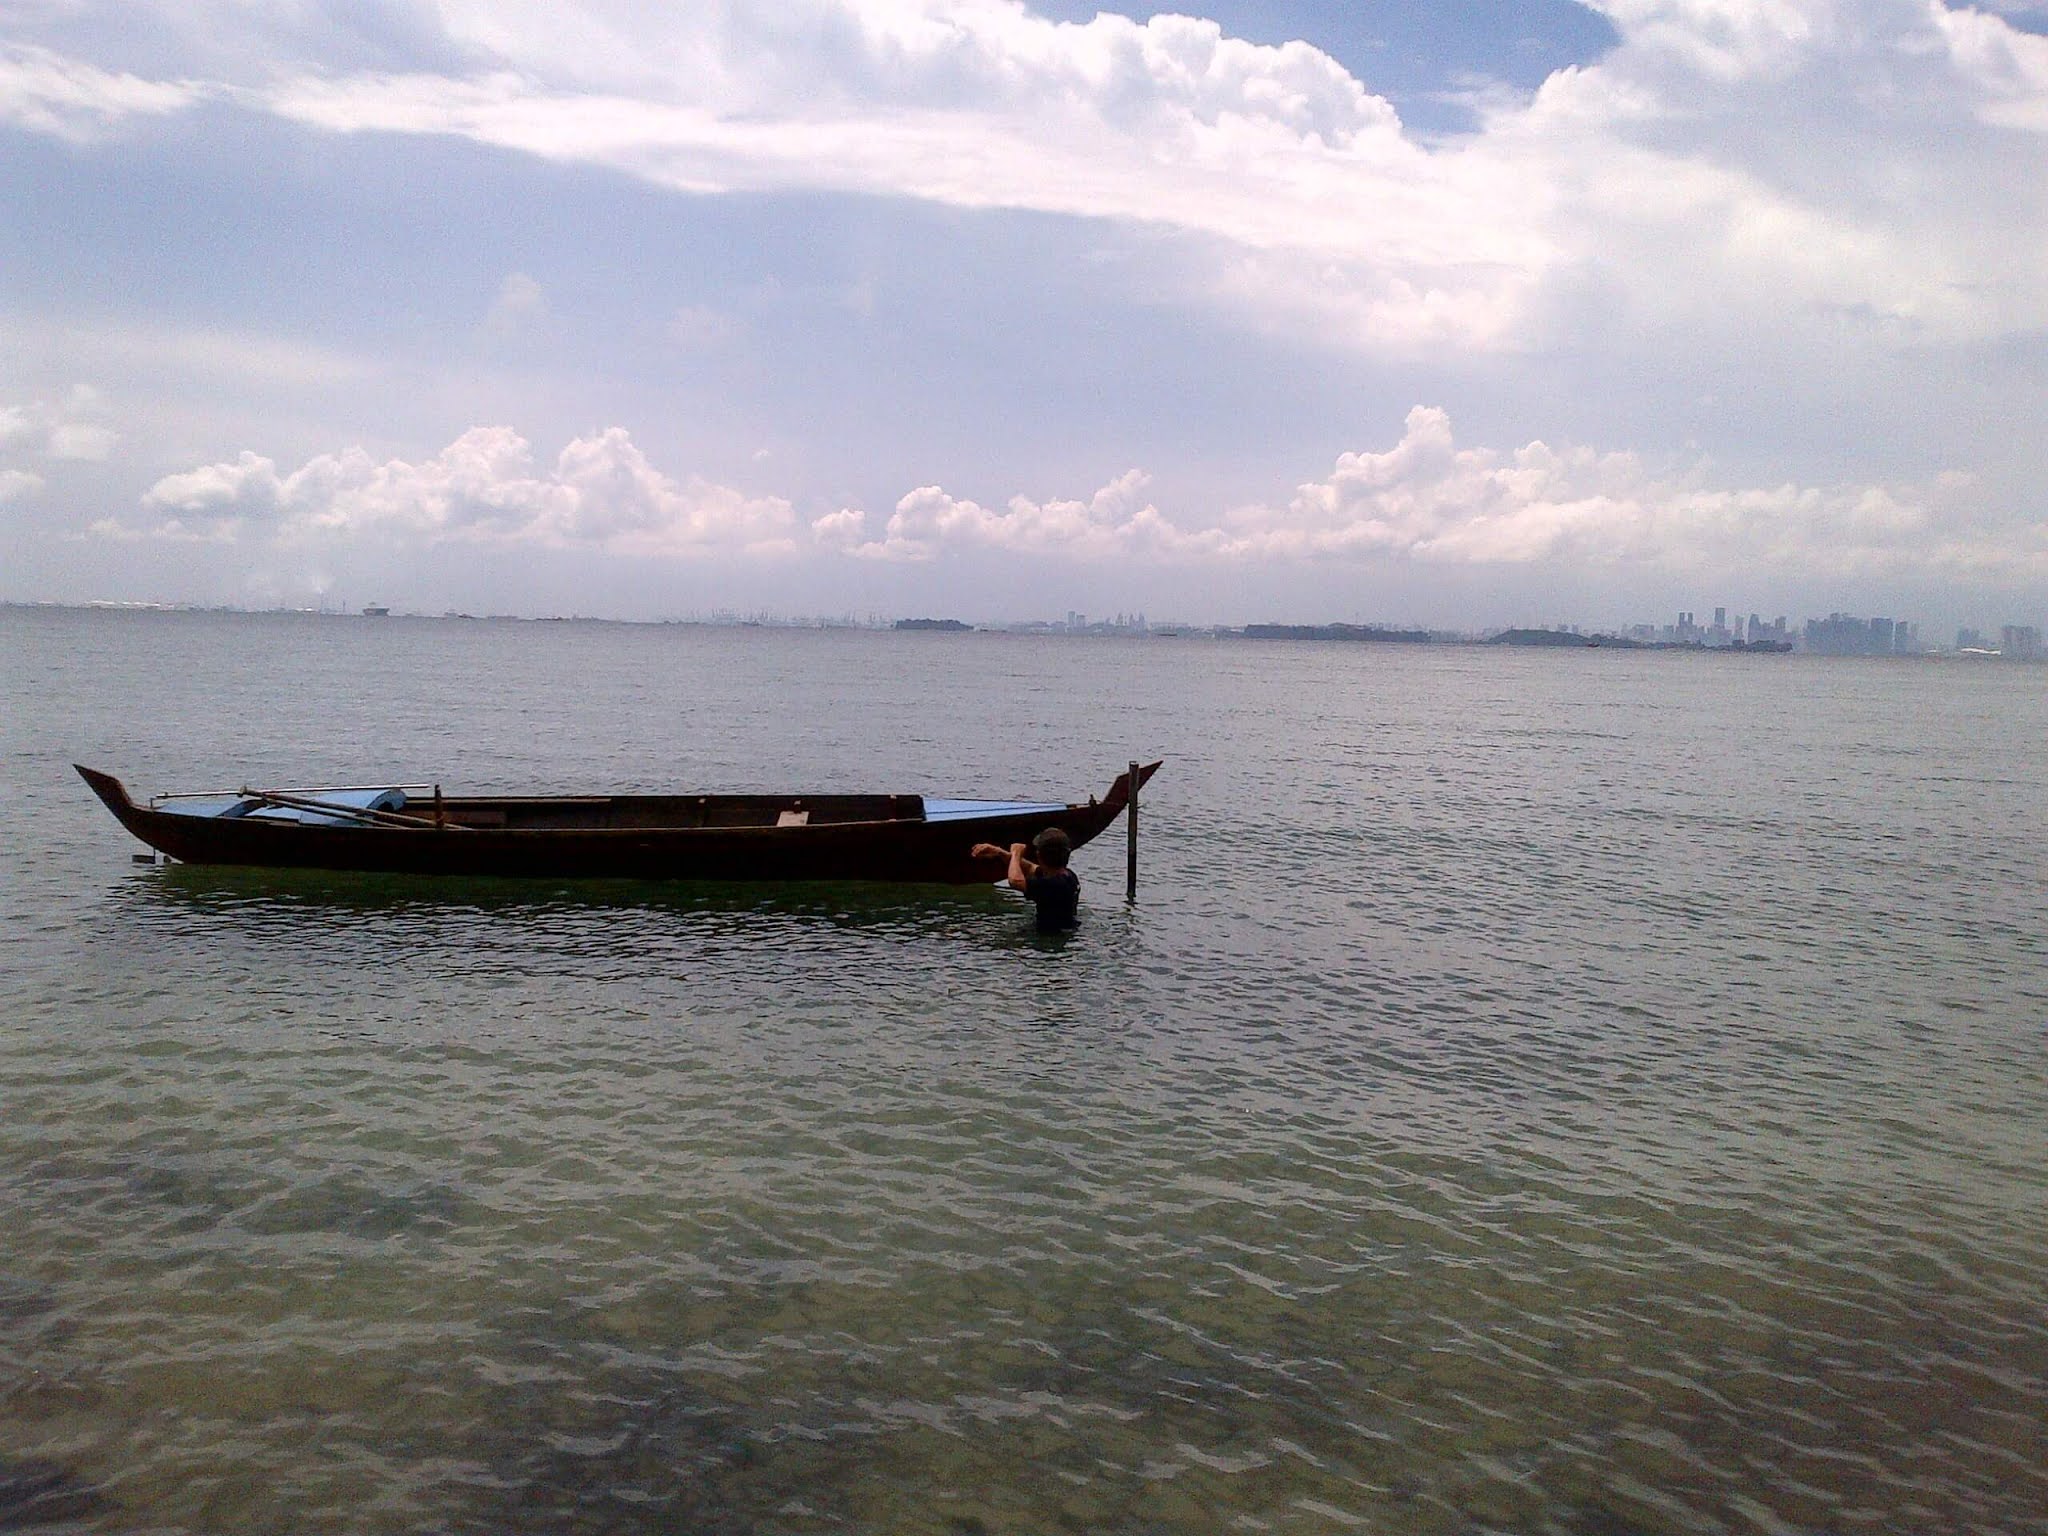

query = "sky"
[[5, 0, 2048, 632]]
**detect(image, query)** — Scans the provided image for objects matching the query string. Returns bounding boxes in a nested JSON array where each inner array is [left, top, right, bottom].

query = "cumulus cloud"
[[132, 449, 286, 540], [1223, 407, 1960, 575], [820, 469, 1197, 560], [0, 387, 121, 499], [125, 428, 799, 555], [100, 409, 2048, 586], [240, 14, 1536, 348], [17, 3, 2048, 609], [13, 1, 2047, 351], [1937, 4, 2048, 130], [1, 387, 118, 456], [233, 2, 2048, 348], [818, 405, 2034, 582]]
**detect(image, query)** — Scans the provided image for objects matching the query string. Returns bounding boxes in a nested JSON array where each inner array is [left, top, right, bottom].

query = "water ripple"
[[2, 612, 2045, 1532]]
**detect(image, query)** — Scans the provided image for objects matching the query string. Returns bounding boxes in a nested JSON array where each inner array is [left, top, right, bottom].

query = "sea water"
[[2, 606, 2043, 1533]]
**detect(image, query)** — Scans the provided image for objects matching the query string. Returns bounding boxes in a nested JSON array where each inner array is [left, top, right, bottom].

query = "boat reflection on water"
[[102, 853, 1114, 1048], [117, 859, 1027, 935]]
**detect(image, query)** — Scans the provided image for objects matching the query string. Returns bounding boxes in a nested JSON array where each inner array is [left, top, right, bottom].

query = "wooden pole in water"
[[1126, 759, 1139, 903]]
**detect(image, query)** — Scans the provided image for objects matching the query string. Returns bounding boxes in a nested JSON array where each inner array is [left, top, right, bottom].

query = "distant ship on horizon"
[[361, 604, 390, 617]]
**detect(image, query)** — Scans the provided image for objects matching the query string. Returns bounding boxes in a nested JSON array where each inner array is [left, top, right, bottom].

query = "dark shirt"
[[1024, 868, 1080, 933]]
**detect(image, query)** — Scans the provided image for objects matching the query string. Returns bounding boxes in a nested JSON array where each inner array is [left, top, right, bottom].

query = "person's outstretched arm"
[[971, 841, 1037, 890]]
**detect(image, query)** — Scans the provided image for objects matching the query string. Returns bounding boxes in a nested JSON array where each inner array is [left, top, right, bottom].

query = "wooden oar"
[[238, 788, 468, 831], [156, 782, 437, 800]]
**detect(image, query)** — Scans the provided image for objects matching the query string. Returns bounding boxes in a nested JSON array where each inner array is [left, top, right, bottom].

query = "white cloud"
[[230, 3, 2048, 349], [0, 468, 44, 504], [0, 386, 121, 480], [95, 409, 2048, 591], [820, 405, 2038, 581], [46, 422, 120, 461], [9, 3, 2048, 353], [240, 21, 1538, 349], [1229, 407, 1947, 573], [0, 41, 197, 141], [11, 2, 2048, 618], [824, 469, 1195, 561], [1937, 4, 2048, 130], [143, 451, 276, 511], [126, 427, 800, 556]]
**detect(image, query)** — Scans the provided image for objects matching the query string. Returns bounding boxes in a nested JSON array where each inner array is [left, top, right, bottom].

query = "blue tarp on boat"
[[921, 798, 1067, 822], [161, 789, 1062, 826], [160, 788, 408, 827], [157, 795, 251, 819]]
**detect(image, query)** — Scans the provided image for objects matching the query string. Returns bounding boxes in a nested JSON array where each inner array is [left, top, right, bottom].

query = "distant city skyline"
[[7, 2, 2048, 630], [19, 597, 2048, 658]]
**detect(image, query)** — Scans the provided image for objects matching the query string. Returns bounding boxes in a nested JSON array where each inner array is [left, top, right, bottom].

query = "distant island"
[[1490, 627, 1642, 648], [1488, 628, 1792, 652], [1243, 623, 1432, 644], [893, 617, 971, 632]]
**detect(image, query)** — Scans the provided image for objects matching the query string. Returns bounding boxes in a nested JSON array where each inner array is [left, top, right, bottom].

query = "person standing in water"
[[972, 827, 1079, 933]]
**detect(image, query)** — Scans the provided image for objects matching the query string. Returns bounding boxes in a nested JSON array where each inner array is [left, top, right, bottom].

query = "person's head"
[[1032, 827, 1071, 870]]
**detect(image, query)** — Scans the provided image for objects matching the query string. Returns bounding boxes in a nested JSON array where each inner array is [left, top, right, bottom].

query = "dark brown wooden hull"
[[76, 764, 1159, 884]]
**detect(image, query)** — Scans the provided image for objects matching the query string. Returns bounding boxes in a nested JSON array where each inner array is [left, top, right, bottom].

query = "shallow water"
[[2, 607, 2044, 1533]]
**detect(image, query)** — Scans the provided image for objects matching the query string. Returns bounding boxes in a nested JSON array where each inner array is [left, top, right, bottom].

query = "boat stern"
[[1101, 759, 1163, 813]]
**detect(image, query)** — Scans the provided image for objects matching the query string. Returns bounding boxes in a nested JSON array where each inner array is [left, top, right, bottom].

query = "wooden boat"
[[75, 762, 1160, 884]]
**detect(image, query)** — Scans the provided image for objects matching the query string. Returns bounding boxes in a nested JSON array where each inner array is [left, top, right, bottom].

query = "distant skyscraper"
[[1958, 627, 1984, 651], [2002, 625, 2040, 660], [1805, 613, 1901, 656]]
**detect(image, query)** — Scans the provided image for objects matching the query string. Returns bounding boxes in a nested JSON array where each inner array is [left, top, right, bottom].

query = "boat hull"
[[76, 764, 1159, 885]]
